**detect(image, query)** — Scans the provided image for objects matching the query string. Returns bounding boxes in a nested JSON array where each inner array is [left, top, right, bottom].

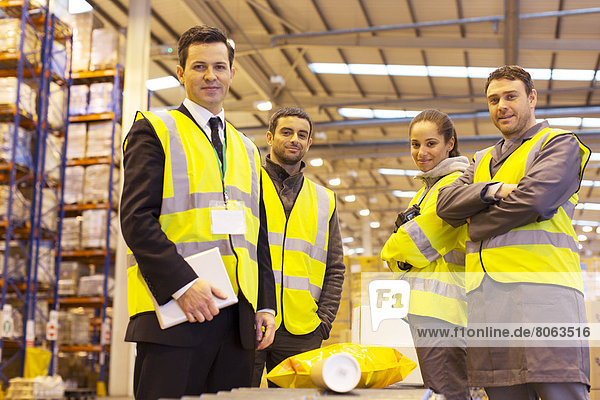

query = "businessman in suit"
[[120, 25, 276, 399]]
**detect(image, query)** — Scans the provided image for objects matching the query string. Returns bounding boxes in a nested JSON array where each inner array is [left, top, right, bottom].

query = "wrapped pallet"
[[41, 188, 58, 233], [64, 166, 85, 204], [86, 121, 113, 158], [83, 164, 110, 203], [0, 78, 37, 119], [87, 82, 114, 114], [61, 217, 81, 250], [81, 209, 117, 249], [0, 124, 33, 168], [69, 85, 88, 116], [45, 134, 63, 182], [70, 12, 93, 72], [66, 123, 87, 160], [90, 28, 118, 70]]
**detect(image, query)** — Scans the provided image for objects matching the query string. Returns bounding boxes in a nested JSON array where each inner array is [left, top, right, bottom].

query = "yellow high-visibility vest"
[[381, 171, 467, 327], [467, 127, 590, 293], [126, 110, 261, 319], [262, 169, 336, 334]]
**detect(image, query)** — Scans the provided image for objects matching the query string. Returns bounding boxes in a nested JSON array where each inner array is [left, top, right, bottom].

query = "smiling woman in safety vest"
[[381, 109, 469, 400]]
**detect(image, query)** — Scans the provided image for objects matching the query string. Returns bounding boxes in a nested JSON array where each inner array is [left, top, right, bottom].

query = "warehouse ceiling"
[[87, 0, 600, 257]]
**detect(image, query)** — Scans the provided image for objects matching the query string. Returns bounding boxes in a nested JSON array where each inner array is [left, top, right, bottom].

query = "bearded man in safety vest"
[[120, 25, 276, 399], [251, 107, 345, 387], [437, 65, 591, 400]]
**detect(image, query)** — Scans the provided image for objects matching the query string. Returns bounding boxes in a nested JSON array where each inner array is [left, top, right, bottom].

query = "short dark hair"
[[177, 25, 235, 69], [268, 107, 313, 137], [409, 109, 460, 158], [485, 65, 534, 95]]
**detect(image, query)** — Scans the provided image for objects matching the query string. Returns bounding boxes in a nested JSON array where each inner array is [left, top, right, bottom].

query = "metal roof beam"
[[241, 106, 600, 135], [270, 7, 600, 44], [504, 0, 520, 65]]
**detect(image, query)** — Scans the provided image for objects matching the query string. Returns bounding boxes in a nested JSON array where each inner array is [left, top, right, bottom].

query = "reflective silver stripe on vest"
[[155, 111, 189, 200], [483, 229, 578, 253], [473, 147, 493, 174], [404, 219, 442, 263], [233, 130, 260, 221], [226, 185, 259, 220], [273, 273, 322, 301], [175, 239, 258, 264], [314, 184, 331, 254], [268, 231, 284, 247], [524, 129, 553, 173], [285, 237, 328, 264], [443, 250, 465, 266], [162, 191, 224, 215], [561, 199, 576, 219], [465, 241, 480, 254], [404, 276, 466, 302], [127, 253, 137, 268]]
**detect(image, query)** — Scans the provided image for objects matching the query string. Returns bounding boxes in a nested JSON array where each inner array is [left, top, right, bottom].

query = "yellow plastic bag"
[[23, 347, 51, 378], [266, 343, 416, 389]]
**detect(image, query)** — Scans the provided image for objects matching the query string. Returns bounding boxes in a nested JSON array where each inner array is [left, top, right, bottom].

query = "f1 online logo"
[[368, 280, 410, 331]]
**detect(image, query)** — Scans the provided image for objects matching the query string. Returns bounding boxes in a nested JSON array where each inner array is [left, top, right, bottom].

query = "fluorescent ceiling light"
[[370, 221, 380, 229], [342, 237, 354, 243], [582, 118, 600, 128], [578, 234, 588, 242], [354, 247, 365, 254], [393, 190, 418, 198], [378, 168, 419, 176], [146, 76, 181, 91], [69, 0, 92, 13], [309, 158, 324, 167], [572, 220, 600, 226], [582, 226, 594, 233], [580, 180, 600, 187], [329, 178, 341, 186], [576, 203, 600, 211], [359, 209, 370, 216], [309, 63, 600, 82], [254, 101, 272, 111], [344, 194, 356, 202], [537, 117, 600, 128], [589, 153, 600, 162]]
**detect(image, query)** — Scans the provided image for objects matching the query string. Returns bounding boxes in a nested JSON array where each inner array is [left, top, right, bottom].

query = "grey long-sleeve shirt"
[[437, 121, 583, 242], [263, 155, 345, 339]]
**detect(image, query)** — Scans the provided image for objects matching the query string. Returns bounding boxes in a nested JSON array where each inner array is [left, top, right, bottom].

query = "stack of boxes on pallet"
[[55, 10, 121, 390]]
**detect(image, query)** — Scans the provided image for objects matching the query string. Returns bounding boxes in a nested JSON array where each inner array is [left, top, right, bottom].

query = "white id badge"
[[210, 200, 247, 235]]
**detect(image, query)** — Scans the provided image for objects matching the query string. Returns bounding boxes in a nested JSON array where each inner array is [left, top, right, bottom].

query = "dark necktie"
[[208, 117, 223, 163]]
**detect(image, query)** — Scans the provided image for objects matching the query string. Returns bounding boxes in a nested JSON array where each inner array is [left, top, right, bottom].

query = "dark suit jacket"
[[120, 104, 276, 350]]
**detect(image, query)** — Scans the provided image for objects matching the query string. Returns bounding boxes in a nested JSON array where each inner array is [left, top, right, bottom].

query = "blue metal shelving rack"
[[62, 64, 122, 391], [0, 0, 71, 382]]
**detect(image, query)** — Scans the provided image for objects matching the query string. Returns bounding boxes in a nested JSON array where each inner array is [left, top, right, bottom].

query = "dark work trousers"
[[133, 305, 254, 400], [251, 326, 323, 387], [485, 382, 590, 400], [408, 315, 469, 400]]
